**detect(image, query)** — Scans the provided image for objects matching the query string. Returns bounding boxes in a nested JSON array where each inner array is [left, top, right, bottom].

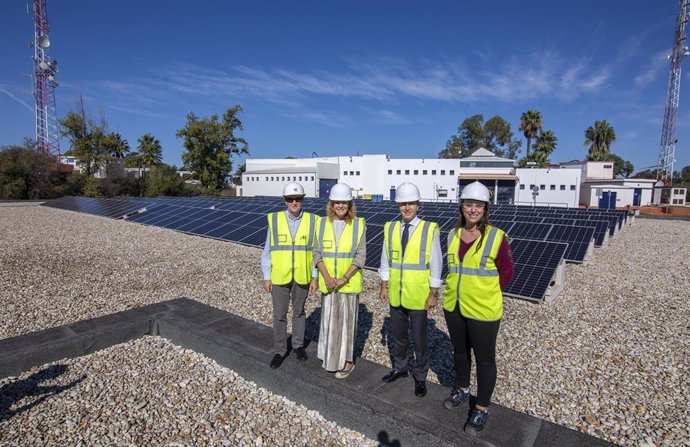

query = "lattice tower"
[[657, 0, 690, 185], [32, 0, 60, 157]]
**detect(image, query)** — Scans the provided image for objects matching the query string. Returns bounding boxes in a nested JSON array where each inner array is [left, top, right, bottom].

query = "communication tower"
[[31, 0, 60, 157]]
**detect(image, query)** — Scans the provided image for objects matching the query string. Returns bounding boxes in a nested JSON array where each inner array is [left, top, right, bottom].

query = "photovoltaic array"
[[43, 196, 630, 302]]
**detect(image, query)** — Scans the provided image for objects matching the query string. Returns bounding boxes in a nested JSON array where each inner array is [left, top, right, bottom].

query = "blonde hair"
[[326, 200, 356, 223]]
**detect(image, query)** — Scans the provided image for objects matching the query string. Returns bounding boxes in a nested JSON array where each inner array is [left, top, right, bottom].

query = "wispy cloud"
[[634, 50, 669, 87], [0, 84, 33, 113]]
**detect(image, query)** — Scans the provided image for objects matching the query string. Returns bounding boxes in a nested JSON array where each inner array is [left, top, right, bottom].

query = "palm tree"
[[533, 129, 558, 158], [584, 120, 616, 160], [529, 148, 550, 168], [136, 133, 163, 169], [519, 110, 542, 159]]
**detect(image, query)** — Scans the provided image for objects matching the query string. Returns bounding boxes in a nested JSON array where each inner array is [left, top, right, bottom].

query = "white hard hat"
[[282, 182, 305, 197], [395, 182, 421, 203], [329, 182, 353, 201], [460, 181, 490, 203]]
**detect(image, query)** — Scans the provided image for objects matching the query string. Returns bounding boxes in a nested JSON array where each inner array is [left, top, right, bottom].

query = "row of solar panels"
[[42, 196, 631, 302]]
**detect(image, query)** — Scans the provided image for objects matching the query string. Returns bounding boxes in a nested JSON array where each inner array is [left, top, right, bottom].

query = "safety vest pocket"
[[390, 249, 400, 262], [278, 234, 288, 243]]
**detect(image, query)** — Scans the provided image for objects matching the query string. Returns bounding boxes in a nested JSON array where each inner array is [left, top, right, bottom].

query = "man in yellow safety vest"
[[261, 182, 318, 369], [379, 182, 442, 397]]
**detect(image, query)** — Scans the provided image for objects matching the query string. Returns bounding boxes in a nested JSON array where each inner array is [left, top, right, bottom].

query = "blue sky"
[[1, 0, 689, 173]]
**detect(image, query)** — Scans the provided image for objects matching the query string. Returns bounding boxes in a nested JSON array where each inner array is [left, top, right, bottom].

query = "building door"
[[390, 187, 396, 201], [319, 179, 337, 198], [599, 191, 617, 209], [633, 188, 642, 206]]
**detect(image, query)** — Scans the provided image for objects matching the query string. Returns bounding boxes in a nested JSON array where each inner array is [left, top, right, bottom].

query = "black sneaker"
[[464, 407, 489, 436], [269, 354, 284, 369], [443, 388, 470, 410], [294, 347, 308, 362]]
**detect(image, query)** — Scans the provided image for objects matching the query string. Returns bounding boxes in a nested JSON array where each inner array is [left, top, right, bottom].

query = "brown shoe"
[[335, 364, 355, 379]]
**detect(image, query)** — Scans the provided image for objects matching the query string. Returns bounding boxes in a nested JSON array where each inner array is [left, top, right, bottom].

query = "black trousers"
[[443, 303, 500, 407], [389, 305, 429, 381]]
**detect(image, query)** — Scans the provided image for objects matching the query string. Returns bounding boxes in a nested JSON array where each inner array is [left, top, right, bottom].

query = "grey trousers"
[[389, 305, 429, 381], [272, 281, 309, 356]]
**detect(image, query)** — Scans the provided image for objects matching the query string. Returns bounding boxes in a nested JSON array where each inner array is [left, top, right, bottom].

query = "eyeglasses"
[[462, 202, 485, 210], [284, 197, 303, 203]]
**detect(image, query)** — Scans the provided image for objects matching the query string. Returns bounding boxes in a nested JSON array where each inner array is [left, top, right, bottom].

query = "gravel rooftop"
[[1, 205, 689, 446]]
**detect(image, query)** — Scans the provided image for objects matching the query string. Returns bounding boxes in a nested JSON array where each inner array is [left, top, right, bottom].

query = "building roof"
[[460, 147, 515, 163]]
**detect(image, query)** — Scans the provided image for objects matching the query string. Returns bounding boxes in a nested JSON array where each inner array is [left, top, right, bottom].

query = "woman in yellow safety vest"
[[442, 181, 514, 436], [313, 182, 366, 379]]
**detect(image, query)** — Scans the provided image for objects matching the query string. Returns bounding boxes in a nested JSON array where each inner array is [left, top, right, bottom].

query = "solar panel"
[[505, 238, 567, 302], [42, 195, 629, 304]]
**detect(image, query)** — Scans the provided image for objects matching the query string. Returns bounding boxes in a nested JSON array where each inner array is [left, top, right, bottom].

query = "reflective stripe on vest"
[[444, 225, 504, 320], [268, 211, 316, 285], [316, 217, 364, 294], [385, 219, 436, 310]]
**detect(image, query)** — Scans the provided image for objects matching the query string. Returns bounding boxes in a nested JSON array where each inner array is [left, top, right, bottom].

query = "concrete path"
[[0, 298, 616, 447]]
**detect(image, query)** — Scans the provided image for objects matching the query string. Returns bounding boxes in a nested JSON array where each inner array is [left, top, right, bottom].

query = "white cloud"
[[0, 84, 34, 113], [634, 50, 669, 87]]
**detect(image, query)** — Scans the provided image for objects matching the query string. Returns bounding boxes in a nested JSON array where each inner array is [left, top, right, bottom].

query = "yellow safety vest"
[[267, 211, 317, 285], [316, 217, 364, 294], [384, 220, 438, 310], [444, 225, 505, 321]]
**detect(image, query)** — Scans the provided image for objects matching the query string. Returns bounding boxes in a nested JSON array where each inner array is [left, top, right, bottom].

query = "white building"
[[241, 149, 583, 207]]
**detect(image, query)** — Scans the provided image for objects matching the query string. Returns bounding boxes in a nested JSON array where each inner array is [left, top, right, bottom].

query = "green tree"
[[101, 132, 130, 159], [177, 105, 249, 190], [59, 96, 109, 177], [605, 154, 635, 178], [584, 120, 616, 160], [519, 110, 543, 159], [233, 162, 246, 185], [439, 114, 521, 159], [0, 142, 52, 199], [533, 129, 558, 158], [136, 133, 163, 168]]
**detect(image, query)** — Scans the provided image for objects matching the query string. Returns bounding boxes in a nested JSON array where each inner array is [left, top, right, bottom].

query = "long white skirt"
[[317, 292, 359, 372]]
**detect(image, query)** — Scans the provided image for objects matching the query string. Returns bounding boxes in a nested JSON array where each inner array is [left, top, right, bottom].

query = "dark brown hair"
[[456, 201, 490, 252]]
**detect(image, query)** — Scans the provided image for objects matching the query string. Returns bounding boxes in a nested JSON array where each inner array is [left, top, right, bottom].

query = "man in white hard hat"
[[261, 182, 318, 369], [379, 182, 442, 397]]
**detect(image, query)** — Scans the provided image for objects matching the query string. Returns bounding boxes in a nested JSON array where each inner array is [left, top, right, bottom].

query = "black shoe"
[[269, 354, 284, 369], [294, 347, 308, 362], [443, 388, 470, 410], [464, 407, 489, 435], [414, 380, 427, 397], [381, 369, 408, 382]]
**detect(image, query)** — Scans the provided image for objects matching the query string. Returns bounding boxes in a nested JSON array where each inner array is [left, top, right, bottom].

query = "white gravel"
[[1, 206, 689, 446]]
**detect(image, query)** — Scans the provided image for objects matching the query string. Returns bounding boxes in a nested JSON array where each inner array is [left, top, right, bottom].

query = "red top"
[[458, 235, 514, 290]]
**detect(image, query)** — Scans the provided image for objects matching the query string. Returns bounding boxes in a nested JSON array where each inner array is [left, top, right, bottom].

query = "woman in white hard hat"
[[313, 182, 366, 378], [442, 181, 514, 436]]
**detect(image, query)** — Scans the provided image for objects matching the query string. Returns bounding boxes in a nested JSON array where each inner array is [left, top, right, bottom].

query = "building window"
[[560, 185, 565, 190], [271, 177, 274, 181], [414, 170, 419, 175], [603, 164, 612, 169], [441, 170, 446, 175], [356, 171, 360, 176], [396, 170, 401, 175], [570, 185, 576, 190], [388, 169, 393, 175], [432, 170, 437, 175], [344, 171, 348, 176], [520, 184, 525, 190], [540, 185, 545, 190], [529, 184, 535, 190], [550, 185, 556, 190], [423, 170, 427, 175], [281, 176, 285, 181], [293, 176, 296, 181], [449, 170, 455, 175], [349, 171, 354, 176], [299, 176, 302, 181], [405, 170, 410, 175], [311, 176, 314, 181]]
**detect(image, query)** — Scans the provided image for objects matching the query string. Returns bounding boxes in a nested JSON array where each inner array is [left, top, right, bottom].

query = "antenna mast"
[[32, 0, 60, 157]]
